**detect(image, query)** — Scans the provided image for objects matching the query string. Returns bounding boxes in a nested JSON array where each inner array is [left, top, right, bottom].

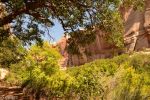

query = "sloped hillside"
[[1, 51, 150, 100]]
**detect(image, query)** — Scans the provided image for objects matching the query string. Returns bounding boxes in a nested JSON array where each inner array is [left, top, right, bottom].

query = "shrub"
[[4, 50, 150, 100]]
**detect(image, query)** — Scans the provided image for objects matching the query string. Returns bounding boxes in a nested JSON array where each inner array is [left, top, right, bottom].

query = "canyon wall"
[[57, 0, 150, 67], [122, 0, 150, 52]]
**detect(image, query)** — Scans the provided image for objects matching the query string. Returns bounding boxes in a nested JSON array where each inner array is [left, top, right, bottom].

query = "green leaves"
[[3, 45, 150, 100], [67, 30, 96, 54], [122, 0, 144, 10], [0, 0, 144, 46], [0, 36, 25, 68]]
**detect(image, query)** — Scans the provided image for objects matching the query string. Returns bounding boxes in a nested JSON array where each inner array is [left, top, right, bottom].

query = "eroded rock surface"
[[57, 31, 118, 66], [121, 0, 150, 52], [57, 0, 150, 67]]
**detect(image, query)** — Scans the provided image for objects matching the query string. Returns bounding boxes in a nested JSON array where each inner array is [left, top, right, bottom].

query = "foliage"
[[0, 36, 25, 68], [5, 42, 61, 84], [0, 0, 144, 46], [122, 0, 145, 10], [112, 67, 149, 100], [4, 47, 150, 100], [0, 4, 26, 68], [67, 30, 96, 54], [0, 1, 149, 99]]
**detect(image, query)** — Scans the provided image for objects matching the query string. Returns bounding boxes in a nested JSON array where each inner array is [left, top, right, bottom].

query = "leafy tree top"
[[0, 0, 144, 45]]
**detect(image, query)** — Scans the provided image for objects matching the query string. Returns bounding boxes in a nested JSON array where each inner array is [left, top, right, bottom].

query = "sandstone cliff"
[[122, 0, 150, 52], [57, 0, 150, 67]]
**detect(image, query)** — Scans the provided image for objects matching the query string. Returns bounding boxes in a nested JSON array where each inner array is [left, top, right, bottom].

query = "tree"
[[0, 0, 144, 45], [0, 36, 26, 68], [5, 42, 62, 98], [0, 3, 26, 67]]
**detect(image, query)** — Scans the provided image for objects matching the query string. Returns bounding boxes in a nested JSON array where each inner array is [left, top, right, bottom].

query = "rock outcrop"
[[0, 86, 28, 100], [121, 0, 150, 52], [57, 31, 120, 66], [57, 0, 150, 67], [67, 30, 117, 66]]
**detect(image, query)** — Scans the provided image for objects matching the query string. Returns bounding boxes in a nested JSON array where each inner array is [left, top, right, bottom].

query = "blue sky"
[[44, 19, 65, 43]]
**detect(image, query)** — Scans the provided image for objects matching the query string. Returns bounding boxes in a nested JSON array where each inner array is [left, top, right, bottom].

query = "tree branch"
[[0, 2, 45, 27]]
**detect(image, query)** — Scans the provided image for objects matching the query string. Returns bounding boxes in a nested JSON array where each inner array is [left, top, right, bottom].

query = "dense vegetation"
[[0, 36, 25, 67], [0, 0, 149, 100], [0, 0, 144, 51], [3, 43, 150, 100]]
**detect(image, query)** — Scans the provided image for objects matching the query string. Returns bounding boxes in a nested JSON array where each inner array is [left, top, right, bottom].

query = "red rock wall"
[[57, 31, 116, 66], [123, 0, 150, 51], [57, 0, 150, 67], [68, 30, 116, 66]]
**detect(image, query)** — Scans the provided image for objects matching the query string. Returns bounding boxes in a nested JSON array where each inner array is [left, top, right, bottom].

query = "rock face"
[[57, 36, 69, 67], [0, 68, 8, 80], [57, 0, 150, 67], [67, 30, 117, 66], [121, 0, 150, 52], [0, 86, 27, 100], [57, 31, 120, 66]]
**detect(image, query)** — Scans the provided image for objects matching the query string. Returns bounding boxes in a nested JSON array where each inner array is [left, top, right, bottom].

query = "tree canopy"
[[0, 0, 144, 45]]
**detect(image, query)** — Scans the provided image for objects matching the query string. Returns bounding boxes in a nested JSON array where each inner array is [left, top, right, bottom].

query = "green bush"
[[5, 49, 150, 100]]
